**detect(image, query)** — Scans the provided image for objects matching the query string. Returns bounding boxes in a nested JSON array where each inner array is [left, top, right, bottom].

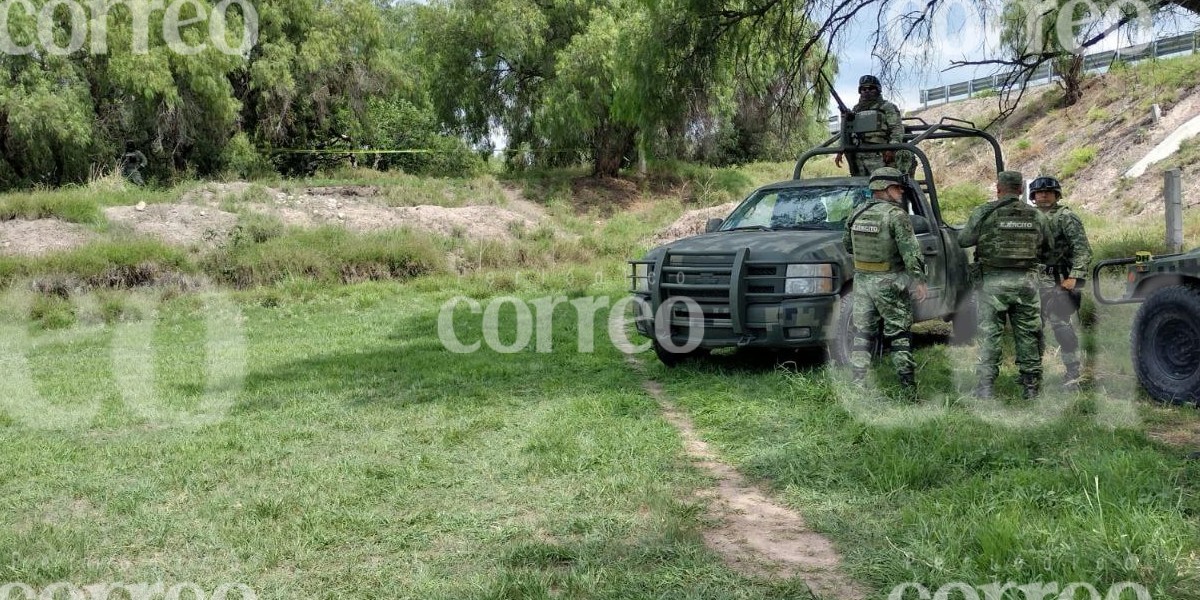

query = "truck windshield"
[[720, 186, 871, 231]]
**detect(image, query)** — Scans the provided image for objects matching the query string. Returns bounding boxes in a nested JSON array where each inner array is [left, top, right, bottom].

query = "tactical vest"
[[848, 202, 903, 271], [852, 101, 891, 144], [978, 200, 1042, 269]]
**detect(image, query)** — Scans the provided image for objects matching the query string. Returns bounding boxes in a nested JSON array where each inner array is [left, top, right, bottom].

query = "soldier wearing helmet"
[[1030, 175, 1093, 390], [842, 167, 929, 396], [959, 171, 1055, 399], [835, 75, 914, 176]]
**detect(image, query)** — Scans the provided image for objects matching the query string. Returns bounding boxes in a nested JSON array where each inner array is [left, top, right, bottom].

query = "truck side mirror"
[[705, 218, 723, 233]]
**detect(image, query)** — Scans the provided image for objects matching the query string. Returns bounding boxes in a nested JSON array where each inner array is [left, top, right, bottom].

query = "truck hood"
[[645, 230, 849, 264]]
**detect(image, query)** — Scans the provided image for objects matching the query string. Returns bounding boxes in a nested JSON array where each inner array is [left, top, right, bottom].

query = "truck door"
[[905, 185, 947, 321]]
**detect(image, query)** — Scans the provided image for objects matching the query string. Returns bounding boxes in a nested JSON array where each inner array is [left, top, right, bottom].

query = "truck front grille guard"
[[653, 248, 749, 335]]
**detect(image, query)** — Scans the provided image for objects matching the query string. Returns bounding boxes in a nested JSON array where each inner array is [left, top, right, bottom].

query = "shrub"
[[937, 182, 988, 225], [221, 132, 274, 180], [1060, 146, 1097, 179]]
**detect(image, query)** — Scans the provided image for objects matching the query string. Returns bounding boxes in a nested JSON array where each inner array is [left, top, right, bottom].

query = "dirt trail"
[[632, 362, 864, 599]]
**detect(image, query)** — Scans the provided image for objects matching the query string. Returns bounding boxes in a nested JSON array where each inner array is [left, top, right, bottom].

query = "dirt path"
[[631, 362, 865, 599]]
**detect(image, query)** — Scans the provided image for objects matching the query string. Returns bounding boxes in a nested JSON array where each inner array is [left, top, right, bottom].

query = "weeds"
[[1061, 146, 1098, 180]]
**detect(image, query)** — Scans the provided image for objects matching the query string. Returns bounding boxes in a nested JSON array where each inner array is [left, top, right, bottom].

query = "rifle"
[[1042, 265, 1082, 317], [820, 71, 855, 149]]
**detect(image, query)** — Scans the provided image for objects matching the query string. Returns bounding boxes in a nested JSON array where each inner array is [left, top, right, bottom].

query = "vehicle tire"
[[652, 339, 710, 368], [951, 292, 979, 346], [829, 289, 881, 365], [1131, 285, 1200, 405]]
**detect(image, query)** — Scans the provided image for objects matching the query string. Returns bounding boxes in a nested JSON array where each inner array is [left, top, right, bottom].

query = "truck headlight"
[[785, 263, 835, 295], [632, 263, 653, 293]]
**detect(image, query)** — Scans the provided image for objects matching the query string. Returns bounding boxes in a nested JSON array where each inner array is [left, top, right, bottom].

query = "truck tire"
[[829, 290, 881, 365], [1132, 285, 1200, 405], [951, 292, 979, 346], [652, 339, 710, 368]]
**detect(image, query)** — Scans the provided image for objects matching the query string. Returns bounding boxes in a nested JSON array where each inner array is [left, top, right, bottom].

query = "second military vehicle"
[[1094, 250, 1200, 404], [629, 117, 1000, 366]]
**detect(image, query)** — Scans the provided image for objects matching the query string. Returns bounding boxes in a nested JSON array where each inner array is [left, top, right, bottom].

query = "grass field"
[[2, 163, 1199, 599]]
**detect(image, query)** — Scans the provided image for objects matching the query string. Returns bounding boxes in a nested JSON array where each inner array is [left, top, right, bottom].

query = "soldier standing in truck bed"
[[834, 75, 915, 176]]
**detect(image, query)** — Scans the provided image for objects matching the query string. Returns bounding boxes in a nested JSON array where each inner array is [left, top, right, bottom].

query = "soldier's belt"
[[854, 260, 900, 272]]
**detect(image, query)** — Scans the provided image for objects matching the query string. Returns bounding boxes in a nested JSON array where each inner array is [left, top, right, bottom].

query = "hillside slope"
[[908, 54, 1200, 217]]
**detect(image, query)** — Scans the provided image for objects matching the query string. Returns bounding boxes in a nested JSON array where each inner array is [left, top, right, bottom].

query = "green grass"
[[1061, 146, 1098, 180], [204, 227, 449, 288], [3, 167, 1200, 599], [653, 338, 1200, 598], [0, 238, 194, 289], [937, 182, 988, 226], [0, 275, 815, 599]]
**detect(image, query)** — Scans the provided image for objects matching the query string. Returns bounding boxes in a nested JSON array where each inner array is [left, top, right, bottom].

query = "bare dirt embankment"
[[1, 181, 550, 258], [908, 67, 1200, 217]]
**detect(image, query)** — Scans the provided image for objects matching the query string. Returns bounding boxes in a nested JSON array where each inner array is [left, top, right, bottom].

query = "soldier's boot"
[[898, 372, 918, 402], [1062, 362, 1083, 391], [1021, 375, 1041, 400], [973, 379, 994, 399]]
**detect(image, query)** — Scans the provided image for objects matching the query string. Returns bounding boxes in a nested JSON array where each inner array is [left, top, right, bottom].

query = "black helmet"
[[858, 75, 881, 88], [1029, 176, 1062, 198]]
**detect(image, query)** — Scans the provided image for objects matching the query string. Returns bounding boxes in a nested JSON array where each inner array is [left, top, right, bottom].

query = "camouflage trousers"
[[851, 272, 915, 375], [1038, 275, 1081, 370], [854, 150, 916, 177], [977, 271, 1044, 382]]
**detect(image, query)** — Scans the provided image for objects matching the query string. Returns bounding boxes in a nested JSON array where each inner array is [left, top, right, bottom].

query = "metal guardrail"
[[921, 30, 1200, 107]]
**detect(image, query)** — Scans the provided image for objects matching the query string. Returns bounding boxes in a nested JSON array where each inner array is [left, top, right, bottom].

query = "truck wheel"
[[1132, 285, 1200, 405], [951, 293, 979, 346], [652, 339, 710, 368], [829, 290, 881, 365]]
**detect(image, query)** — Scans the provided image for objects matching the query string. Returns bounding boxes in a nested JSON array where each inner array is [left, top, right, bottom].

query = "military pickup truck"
[[628, 117, 1001, 366], [1094, 250, 1200, 404]]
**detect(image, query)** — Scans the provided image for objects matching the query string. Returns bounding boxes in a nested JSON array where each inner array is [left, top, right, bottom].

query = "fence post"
[[944, 85, 949, 104], [1193, 31, 1197, 55], [967, 80, 973, 98], [1165, 168, 1184, 254], [1151, 39, 1159, 59]]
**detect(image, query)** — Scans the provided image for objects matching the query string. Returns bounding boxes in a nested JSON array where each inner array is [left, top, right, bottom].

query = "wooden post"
[[1165, 168, 1184, 253]]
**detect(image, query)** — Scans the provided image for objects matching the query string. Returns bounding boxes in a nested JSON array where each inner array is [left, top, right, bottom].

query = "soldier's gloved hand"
[[1061, 278, 1077, 291], [882, 150, 896, 165], [835, 152, 844, 168], [914, 283, 928, 301]]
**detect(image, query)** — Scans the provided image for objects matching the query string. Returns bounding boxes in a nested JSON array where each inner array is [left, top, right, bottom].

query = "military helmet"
[[869, 167, 905, 191], [858, 75, 881, 89], [1029, 176, 1062, 198]]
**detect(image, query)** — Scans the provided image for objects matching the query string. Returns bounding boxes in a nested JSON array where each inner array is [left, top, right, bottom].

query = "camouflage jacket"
[[958, 193, 1055, 267], [841, 199, 927, 282], [851, 98, 904, 145], [1041, 204, 1093, 280]]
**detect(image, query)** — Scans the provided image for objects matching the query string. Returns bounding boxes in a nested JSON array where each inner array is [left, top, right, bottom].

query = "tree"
[[418, 0, 832, 177], [668, 0, 1195, 121]]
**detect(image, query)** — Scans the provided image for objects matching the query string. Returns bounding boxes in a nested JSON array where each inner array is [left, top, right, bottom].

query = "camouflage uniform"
[[1030, 175, 1092, 386], [848, 97, 911, 176], [1038, 201, 1092, 381], [842, 168, 927, 387], [959, 171, 1055, 398]]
